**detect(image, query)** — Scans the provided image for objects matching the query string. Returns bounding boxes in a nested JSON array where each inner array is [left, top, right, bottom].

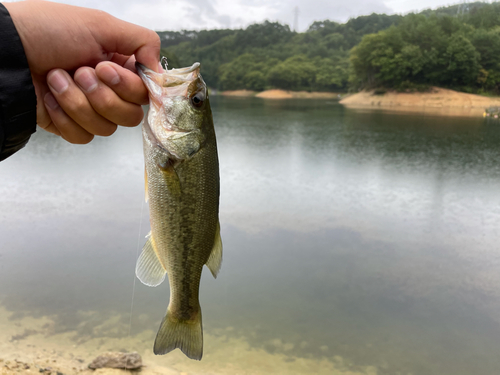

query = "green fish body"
[[135, 62, 222, 360]]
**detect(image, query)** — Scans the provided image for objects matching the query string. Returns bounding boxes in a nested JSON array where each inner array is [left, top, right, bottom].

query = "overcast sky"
[[5, 0, 494, 32]]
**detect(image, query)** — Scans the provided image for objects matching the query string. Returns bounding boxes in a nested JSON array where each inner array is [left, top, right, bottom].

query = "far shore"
[[216, 87, 500, 117], [217, 89, 341, 99], [339, 87, 500, 117]]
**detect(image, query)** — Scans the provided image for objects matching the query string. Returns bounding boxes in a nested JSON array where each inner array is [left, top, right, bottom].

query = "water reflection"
[[1, 97, 500, 374]]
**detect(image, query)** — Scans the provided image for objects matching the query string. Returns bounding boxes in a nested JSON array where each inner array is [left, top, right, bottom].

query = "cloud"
[[384, 0, 489, 15], [274, 0, 393, 31], [4, 0, 392, 31]]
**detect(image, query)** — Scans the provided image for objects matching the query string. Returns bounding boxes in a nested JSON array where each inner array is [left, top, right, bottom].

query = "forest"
[[158, 2, 500, 94]]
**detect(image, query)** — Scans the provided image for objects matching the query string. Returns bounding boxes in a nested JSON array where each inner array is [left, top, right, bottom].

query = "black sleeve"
[[0, 3, 37, 162]]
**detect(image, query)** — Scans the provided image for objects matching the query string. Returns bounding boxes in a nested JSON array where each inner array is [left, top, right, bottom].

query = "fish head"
[[137, 62, 210, 159]]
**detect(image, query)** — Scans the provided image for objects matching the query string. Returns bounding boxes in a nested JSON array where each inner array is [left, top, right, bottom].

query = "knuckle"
[[64, 94, 88, 114], [90, 93, 114, 113], [102, 95, 115, 109]]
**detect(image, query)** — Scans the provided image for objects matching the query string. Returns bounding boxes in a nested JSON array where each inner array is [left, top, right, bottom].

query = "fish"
[[135, 60, 222, 361]]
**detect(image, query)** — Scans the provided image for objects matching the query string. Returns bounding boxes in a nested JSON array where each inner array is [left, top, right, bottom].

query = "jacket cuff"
[[0, 3, 37, 162]]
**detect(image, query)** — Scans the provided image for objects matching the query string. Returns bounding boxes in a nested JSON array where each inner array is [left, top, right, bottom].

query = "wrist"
[[0, 2, 37, 161]]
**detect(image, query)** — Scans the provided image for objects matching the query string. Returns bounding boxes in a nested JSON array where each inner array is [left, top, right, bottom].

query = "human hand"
[[3, 0, 160, 144]]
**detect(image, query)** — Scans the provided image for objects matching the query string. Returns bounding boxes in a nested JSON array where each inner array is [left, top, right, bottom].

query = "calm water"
[[1, 97, 500, 374]]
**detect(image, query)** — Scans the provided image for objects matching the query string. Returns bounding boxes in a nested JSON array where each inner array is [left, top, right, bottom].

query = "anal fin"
[[136, 232, 166, 286], [206, 222, 222, 278]]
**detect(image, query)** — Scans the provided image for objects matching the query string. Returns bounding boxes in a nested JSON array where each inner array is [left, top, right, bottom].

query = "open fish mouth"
[[136, 61, 203, 98], [161, 62, 201, 89], [165, 62, 200, 75]]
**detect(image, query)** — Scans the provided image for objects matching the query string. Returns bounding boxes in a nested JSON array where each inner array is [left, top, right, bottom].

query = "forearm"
[[0, 3, 36, 162]]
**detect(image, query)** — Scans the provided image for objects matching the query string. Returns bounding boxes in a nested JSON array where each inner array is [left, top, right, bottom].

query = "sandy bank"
[[219, 90, 256, 97], [220, 89, 339, 99], [340, 87, 500, 116], [0, 306, 377, 375]]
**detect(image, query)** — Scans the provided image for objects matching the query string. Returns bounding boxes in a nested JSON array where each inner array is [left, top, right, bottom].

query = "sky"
[[5, 0, 494, 32]]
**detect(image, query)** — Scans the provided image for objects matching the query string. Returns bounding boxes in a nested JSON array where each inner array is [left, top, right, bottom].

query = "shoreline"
[[0, 305, 375, 375], [339, 87, 500, 116], [216, 87, 500, 117], [217, 89, 340, 99]]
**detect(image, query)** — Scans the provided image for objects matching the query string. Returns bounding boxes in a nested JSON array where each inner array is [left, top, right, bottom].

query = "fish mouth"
[[136, 61, 201, 88], [166, 62, 200, 75], [136, 61, 204, 102]]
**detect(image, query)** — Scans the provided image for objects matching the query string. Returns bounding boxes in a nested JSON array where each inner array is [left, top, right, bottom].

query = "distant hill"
[[157, 1, 500, 94]]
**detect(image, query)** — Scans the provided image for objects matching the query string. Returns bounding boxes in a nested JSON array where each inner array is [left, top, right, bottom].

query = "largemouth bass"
[[135, 61, 222, 360]]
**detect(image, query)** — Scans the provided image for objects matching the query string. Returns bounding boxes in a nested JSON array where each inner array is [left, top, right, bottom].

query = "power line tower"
[[457, 0, 470, 16], [293, 6, 299, 32]]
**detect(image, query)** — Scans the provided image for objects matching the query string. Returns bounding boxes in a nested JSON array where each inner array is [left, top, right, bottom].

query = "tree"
[[314, 57, 349, 91], [442, 34, 481, 87], [267, 55, 317, 91]]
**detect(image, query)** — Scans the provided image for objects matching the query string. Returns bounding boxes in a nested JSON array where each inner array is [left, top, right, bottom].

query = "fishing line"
[[129, 196, 145, 337]]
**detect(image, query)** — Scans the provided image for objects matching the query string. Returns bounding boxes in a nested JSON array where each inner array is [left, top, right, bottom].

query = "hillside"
[[157, 2, 500, 95]]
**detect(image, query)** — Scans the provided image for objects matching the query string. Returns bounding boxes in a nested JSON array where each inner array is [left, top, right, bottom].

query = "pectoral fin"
[[136, 232, 166, 287], [206, 222, 222, 278]]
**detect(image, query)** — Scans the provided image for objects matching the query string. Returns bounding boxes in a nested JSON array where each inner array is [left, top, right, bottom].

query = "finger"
[[95, 13, 160, 72], [74, 67, 145, 127], [109, 53, 131, 67], [43, 92, 94, 144], [37, 106, 62, 136], [123, 55, 138, 73], [108, 54, 138, 73], [95, 61, 149, 105], [39, 119, 61, 136], [47, 69, 118, 137], [118, 55, 164, 76], [30, 74, 61, 136]]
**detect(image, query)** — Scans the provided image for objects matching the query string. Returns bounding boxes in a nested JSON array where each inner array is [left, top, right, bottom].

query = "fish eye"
[[190, 91, 205, 109]]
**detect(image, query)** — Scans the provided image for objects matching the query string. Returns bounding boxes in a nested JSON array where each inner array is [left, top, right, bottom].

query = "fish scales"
[[136, 61, 222, 360]]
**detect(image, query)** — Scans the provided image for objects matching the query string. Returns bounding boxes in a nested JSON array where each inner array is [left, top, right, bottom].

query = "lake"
[[1, 96, 500, 374]]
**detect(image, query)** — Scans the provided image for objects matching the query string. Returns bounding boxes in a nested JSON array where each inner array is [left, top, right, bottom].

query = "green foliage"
[[244, 71, 267, 91], [155, 2, 500, 94], [218, 54, 278, 90], [463, 2, 500, 29], [348, 8, 500, 93], [160, 48, 180, 69], [315, 56, 349, 90], [164, 19, 353, 91], [307, 14, 401, 49], [443, 34, 481, 86], [267, 55, 317, 90], [470, 28, 500, 71]]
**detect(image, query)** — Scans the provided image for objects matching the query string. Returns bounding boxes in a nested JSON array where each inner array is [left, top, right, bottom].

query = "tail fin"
[[153, 309, 203, 360]]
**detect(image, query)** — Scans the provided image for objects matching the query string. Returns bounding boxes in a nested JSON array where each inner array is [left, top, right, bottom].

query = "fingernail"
[[75, 69, 98, 93], [44, 92, 59, 110], [98, 64, 120, 85], [48, 70, 69, 94]]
